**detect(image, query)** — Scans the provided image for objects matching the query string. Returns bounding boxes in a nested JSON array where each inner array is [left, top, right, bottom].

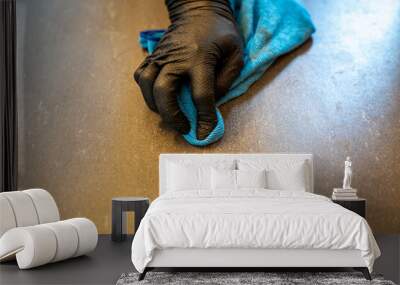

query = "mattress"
[[131, 190, 380, 273]]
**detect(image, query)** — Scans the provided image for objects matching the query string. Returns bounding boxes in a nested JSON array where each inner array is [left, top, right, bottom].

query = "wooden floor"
[[0, 235, 398, 285]]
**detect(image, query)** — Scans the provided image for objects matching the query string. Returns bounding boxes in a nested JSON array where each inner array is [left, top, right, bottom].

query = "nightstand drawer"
[[332, 199, 366, 218]]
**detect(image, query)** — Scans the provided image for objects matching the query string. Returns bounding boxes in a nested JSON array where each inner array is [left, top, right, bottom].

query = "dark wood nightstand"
[[112, 197, 149, 242], [332, 198, 366, 218]]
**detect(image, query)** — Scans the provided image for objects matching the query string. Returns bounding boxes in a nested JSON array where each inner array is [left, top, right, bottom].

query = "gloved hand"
[[134, 0, 243, 140]]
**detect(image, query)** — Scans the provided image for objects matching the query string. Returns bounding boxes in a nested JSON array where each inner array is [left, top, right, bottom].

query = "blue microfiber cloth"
[[139, 0, 315, 146]]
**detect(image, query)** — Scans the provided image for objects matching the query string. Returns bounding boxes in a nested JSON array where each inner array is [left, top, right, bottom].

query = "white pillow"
[[237, 159, 308, 191], [236, 169, 267, 189], [167, 162, 211, 191], [211, 169, 267, 190], [211, 168, 237, 190]]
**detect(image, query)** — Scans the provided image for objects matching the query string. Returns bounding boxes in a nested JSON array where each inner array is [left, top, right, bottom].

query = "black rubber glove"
[[134, 0, 243, 140]]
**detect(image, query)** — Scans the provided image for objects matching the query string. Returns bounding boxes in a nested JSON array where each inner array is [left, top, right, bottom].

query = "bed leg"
[[354, 267, 371, 280], [138, 268, 148, 281]]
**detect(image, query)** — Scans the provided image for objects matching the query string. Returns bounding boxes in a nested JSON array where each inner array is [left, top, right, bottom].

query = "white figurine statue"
[[343, 156, 352, 189]]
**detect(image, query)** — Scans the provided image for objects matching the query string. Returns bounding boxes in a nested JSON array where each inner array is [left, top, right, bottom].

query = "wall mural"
[[16, 0, 400, 234]]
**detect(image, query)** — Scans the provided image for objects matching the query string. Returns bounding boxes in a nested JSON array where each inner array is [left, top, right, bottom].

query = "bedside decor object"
[[332, 188, 358, 200], [332, 198, 366, 218], [112, 197, 149, 242], [343, 157, 353, 189], [332, 157, 358, 200], [0, 189, 98, 269]]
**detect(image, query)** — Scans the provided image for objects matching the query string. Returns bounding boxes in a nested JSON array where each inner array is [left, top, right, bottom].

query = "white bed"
[[131, 153, 380, 280]]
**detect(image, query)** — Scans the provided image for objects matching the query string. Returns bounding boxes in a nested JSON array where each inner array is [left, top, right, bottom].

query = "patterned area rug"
[[116, 272, 396, 285]]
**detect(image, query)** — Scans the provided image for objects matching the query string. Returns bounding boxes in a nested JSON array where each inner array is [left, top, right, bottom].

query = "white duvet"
[[131, 190, 380, 273]]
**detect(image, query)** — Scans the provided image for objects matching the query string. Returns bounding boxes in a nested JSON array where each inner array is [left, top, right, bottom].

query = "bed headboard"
[[159, 153, 313, 195]]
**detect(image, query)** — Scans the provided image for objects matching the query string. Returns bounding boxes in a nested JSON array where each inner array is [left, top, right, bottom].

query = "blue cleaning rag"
[[139, 0, 315, 146]]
